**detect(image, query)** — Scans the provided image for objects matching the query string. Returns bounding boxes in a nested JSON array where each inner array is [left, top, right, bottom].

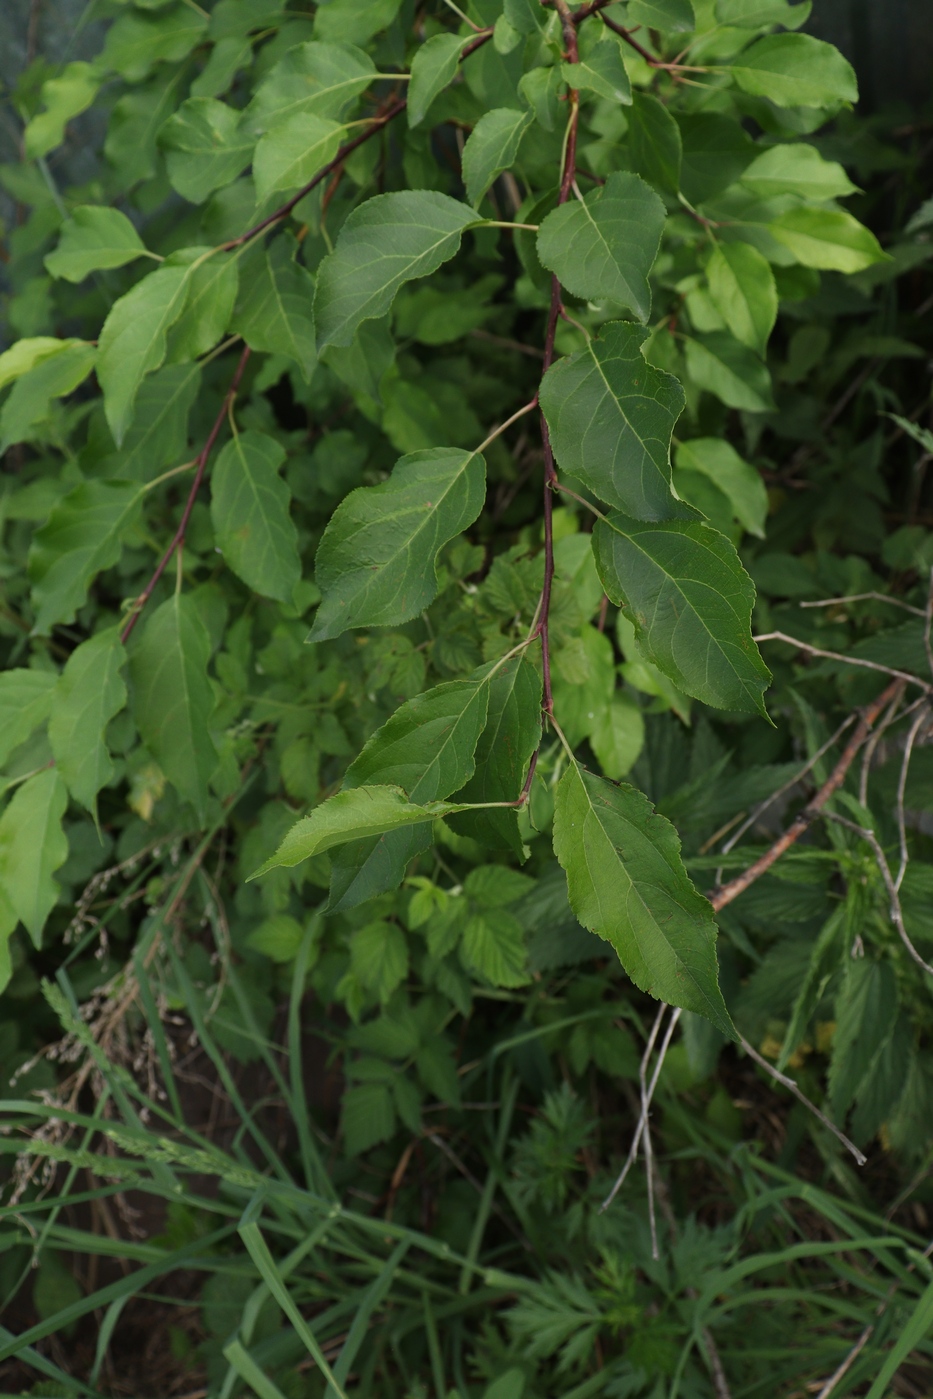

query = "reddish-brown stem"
[[120, 345, 252, 644], [600, 13, 671, 68], [571, 0, 615, 20], [708, 677, 904, 912]]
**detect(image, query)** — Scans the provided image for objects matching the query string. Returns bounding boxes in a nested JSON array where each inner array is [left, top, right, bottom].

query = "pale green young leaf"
[[588, 694, 645, 780], [716, 0, 811, 27], [0, 342, 97, 452], [593, 511, 771, 714], [165, 251, 239, 362], [158, 97, 255, 204], [0, 769, 69, 945], [553, 763, 733, 1036], [462, 108, 533, 209], [706, 242, 777, 356], [566, 34, 632, 105], [674, 437, 768, 537], [729, 34, 858, 109], [253, 112, 343, 203], [28, 481, 144, 635], [210, 430, 301, 602], [739, 143, 857, 201], [449, 652, 542, 858], [539, 321, 685, 519], [461, 911, 530, 989], [628, 0, 695, 31], [683, 331, 775, 412], [48, 629, 127, 819], [231, 239, 317, 381], [96, 262, 193, 445], [768, 207, 888, 273], [45, 206, 150, 282], [629, 92, 682, 194], [99, 5, 208, 83], [308, 446, 486, 641], [129, 594, 219, 821], [350, 921, 409, 1002], [247, 39, 375, 132], [0, 338, 77, 393], [329, 670, 493, 911], [250, 785, 476, 877], [314, 191, 477, 350], [519, 66, 563, 132], [24, 62, 100, 159], [0, 671, 57, 768], [314, 0, 402, 43], [537, 174, 665, 322], [408, 33, 470, 128]]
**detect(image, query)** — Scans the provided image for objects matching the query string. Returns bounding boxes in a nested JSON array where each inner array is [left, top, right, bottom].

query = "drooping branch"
[[708, 677, 904, 912], [120, 345, 252, 643]]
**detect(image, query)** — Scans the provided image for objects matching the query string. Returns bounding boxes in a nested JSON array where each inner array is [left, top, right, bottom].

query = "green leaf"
[[768, 207, 888, 273], [130, 594, 219, 821], [539, 321, 685, 519], [309, 445, 486, 641], [350, 921, 409, 1002], [45, 206, 150, 282], [409, 33, 471, 128], [253, 112, 343, 203], [48, 629, 127, 819], [0, 769, 69, 945], [706, 242, 777, 356], [0, 337, 77, 393], [674, 437, 767, 537], [232, 239, 317, 382], [104, 363, 201, 482], [461, 910, 530, 988], [314, 0, 402, 43], [247, 39, 376, 132], [593, 511, 771, 714], [250, 785, 476, 877], [449, 651, 542, 857], [629, 92, 682, 194], [628, 0, 695, 30], [24, 62, 100, 159], [739, 143, 857, 201], [0, 342, 97, 452], [716, 0, 811, 27], [553, 763, 733, 1035], [210, 430, 301, 603], [462, 107, 532, 209], [683, 331, 775, 412], [828, 959, 897, 1117], [96, 262, 194, 445], [0, 670, 57, 768], [588, 694, 645, 780], [519, 65, 563, 132], [100, 5, 208, 83], [165, 251, 239, 362], [566, 33, 632, 105], [341, 1082, 395, 1155], [677, 114, 755, 206], [863, 1278, 933, 1399], [729, 34, 858, 109], [158, 97, 255, 204], [537, 175, 665, 322], [28, 481, 144, 635], [328, 671, 492, 909], [314, 191, 477, 350]]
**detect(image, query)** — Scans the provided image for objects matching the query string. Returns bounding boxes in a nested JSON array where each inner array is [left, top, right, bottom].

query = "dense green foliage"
[[1, 0, 933, 1393]]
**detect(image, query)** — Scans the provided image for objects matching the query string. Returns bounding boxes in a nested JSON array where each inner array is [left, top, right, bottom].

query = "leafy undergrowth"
[[2, 0, 933, 1395]]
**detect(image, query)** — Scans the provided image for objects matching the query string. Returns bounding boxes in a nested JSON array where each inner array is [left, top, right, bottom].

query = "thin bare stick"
[[720, 713, 857, 857], [600, 1006, 682, 1214], [800, 592, 926, 618], [738, 1035, 866, 1166], [822, 812, 933, 978], [895, 704, 930, 891], [755, 631, 933, 693], [859, 687, 916, 807], [709, 679, 902, 913]]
